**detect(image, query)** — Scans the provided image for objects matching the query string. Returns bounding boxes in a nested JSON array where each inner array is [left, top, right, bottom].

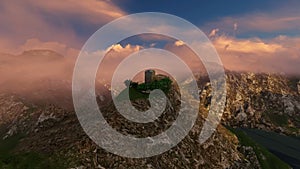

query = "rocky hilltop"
[[0, 72, 299, 168], [199, 72, 300, 136]]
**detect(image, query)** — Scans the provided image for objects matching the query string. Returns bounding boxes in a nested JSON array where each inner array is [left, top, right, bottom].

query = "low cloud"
[[209, 28, 219, 38], [107, 44, 142, 53], [233, 23, 238, 32], [19, 38, 80, 58], [0, 43, 142, 108], [174, 40, 185, 47], [93, 44, 144, 84], [164, 41, 207, 75]]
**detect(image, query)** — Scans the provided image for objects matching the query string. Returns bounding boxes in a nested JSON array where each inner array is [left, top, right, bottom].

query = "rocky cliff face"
[[297, 81, 300, 94], [216, 72, 299, 136], [1, 72, 298, 168]]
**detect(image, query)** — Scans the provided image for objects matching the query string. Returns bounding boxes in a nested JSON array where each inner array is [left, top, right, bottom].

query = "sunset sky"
[[0, 0, 300, 75]]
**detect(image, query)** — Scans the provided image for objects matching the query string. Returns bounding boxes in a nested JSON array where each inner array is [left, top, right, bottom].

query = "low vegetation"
[[0, 133, 67, 169], [228, 127, 291, 169], [119, 77, 172, 101]]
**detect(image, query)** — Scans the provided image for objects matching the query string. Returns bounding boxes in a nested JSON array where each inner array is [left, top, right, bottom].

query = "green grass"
[[0, 133, 68, 169], [268, 113, 288, 126], [0, 133, 25, 157], [287, 77, 299, 92], [262, 111, 289, 127], [116, 88, 149, 101], [119, 77, 172, 101], [0, 152, 67, 169], [228, 127, 291, 169], [287, 126, 299, 133], [294, 116, 300, 124]]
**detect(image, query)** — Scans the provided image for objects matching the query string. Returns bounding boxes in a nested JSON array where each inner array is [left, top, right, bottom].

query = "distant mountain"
[[20, 50, 64, 60], [0, 50, 298, 168], [1, 71, 299, 168], [0, 50, 111, 110]]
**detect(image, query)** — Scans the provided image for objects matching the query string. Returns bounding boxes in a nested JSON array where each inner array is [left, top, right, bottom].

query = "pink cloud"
[[209, 28, 219, 38], [214, 36, 283, 53], [19, 38, 80, 58], [204, 12, 300, 35], [138, 34, 174, 42], [212, 35, 300, 75], [25, 0, 125, 24], [96, 44, 144, 84], [162, 34, 300, 75], [0, 0, 126, 54], [0, 42, 142, 108], [232, 14, 300, 33], [164, 41, 207, 75]]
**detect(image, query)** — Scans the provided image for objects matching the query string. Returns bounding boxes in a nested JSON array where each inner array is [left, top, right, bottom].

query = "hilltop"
[[0, 72, 299, 168]]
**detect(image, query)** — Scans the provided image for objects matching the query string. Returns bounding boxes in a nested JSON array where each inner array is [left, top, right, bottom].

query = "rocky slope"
[[199, 72, 300, 136], [1, 72, 299, 168]]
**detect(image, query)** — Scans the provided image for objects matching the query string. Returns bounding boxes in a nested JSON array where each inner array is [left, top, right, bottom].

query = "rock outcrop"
[[200, 72, 300, 136], [1, 71, 298, 168]]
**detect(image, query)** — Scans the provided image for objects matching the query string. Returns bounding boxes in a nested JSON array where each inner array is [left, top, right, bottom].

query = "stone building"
[[145, 69, 155, 84]]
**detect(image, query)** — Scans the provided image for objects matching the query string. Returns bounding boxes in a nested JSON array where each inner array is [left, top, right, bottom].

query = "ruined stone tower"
[[145, 69, 155, 84]]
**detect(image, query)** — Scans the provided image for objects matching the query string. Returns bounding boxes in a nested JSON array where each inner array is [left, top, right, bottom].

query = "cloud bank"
[[0, 0, 126, 55]]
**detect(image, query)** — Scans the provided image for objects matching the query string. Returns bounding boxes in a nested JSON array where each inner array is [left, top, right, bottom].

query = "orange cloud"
[[214, 36, 283, 54], [174, 40, 185, 46], [212, 35, 300, 75], [209, 28, 219, 38], [162, 34, 300, 75], [96, 44, 144, 84], [107, 44, 142, 53]]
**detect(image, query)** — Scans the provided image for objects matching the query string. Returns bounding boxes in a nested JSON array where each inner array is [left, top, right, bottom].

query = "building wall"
[[145, 69, 155, 84]]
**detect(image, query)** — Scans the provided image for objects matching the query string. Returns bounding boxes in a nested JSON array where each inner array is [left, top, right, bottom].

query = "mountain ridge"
[[1, 71, 299, 168]]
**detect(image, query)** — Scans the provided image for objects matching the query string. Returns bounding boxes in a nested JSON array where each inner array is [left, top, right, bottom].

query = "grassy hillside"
[[117, 77, 172, 101], [0, 132, 67, 169], [228, 128, 291, 169], [116, 87, 149, 101]]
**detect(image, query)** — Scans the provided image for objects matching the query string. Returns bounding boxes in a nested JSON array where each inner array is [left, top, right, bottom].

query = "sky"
[[0, 0, 300, 75]]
